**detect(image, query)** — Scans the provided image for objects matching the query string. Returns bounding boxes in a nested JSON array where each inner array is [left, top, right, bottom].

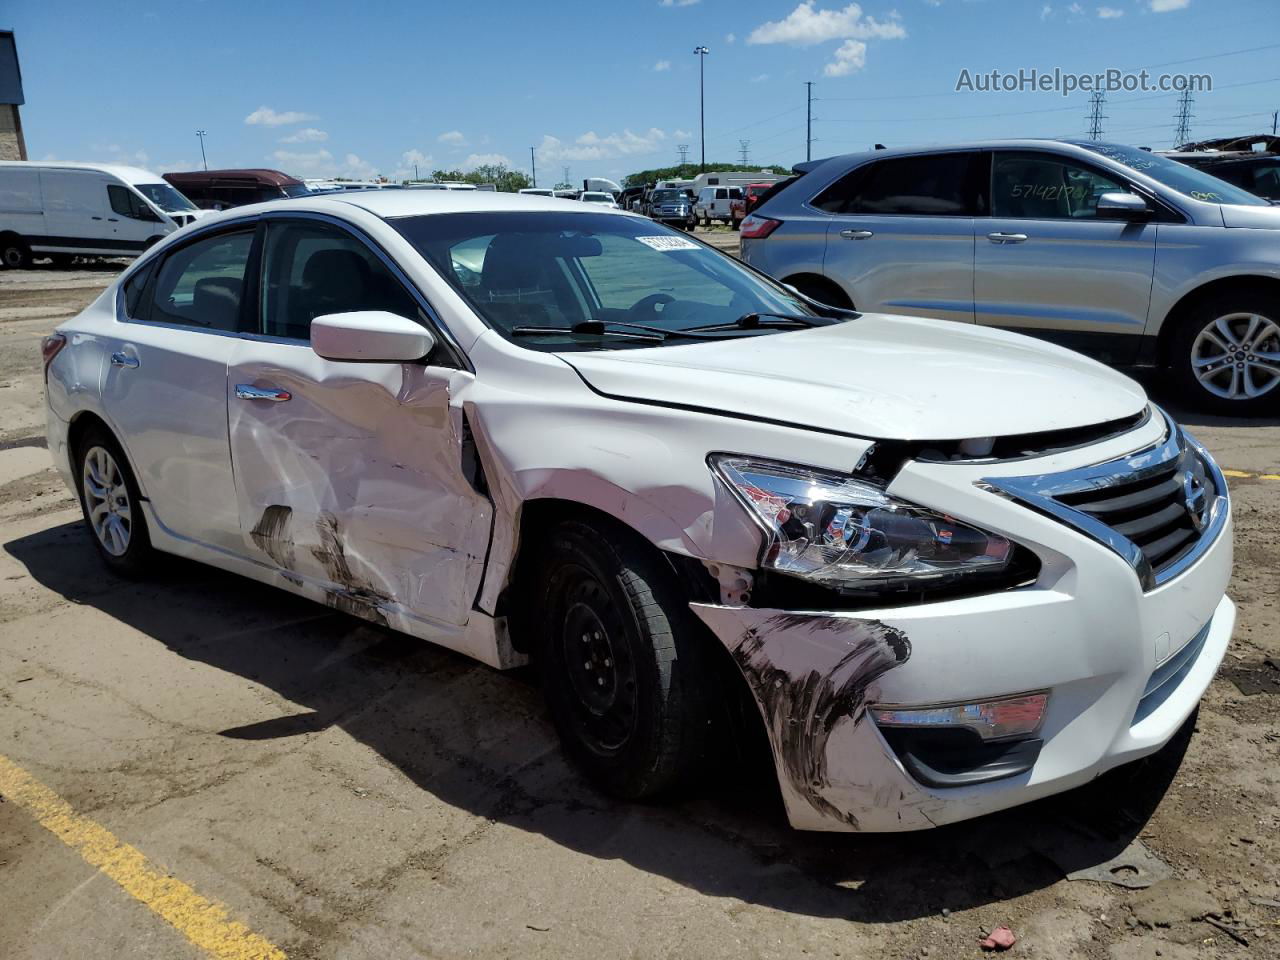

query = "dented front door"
[[227, 341, 492, 629]]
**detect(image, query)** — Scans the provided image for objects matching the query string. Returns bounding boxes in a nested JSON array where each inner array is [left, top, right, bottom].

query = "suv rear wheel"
[[1171, 291, 1280, 414], [532, 519, 710, 799]]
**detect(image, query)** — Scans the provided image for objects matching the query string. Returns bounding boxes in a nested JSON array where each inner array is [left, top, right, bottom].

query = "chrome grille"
[[981, 410, 1227, 591]]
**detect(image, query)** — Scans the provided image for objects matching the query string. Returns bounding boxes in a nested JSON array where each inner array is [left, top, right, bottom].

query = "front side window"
[[1073, 141, 1267, 206], [991, 152, 1123, 219], [393, 210, 833, 353], [107, 184, 157, 221], [260, 220, 422, 341], [815, 153, 977, 215], [148, 230, 254, 331]]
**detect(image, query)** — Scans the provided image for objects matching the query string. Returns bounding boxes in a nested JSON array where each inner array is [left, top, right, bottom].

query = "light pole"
[[195, 129, 208, 170], [530, 146, 537, 188], [693, 46, 709, 172]]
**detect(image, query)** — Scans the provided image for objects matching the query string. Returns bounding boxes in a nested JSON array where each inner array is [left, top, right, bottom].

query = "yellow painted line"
[[0, 752, 286, 960], [1223, 468, 1280, 480]]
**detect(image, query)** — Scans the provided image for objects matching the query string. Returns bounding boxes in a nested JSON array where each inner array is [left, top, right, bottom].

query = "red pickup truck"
[[730, 182, 777, 230]]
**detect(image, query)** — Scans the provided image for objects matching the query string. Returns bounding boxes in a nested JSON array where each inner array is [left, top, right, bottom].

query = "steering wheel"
[[628, 293, 674, 318]]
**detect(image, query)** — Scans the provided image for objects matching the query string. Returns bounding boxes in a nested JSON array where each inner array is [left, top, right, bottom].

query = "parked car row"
[[741, 138, 1280, 413], [43, 186, 1235, 834]]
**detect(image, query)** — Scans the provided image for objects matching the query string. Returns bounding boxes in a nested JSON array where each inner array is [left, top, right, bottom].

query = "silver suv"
[[740, 139, 1280, 413]]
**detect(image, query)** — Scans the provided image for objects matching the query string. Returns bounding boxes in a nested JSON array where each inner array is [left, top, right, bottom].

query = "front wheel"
[[1170, 293, 1280, 415], [533, 519, 710, 799]]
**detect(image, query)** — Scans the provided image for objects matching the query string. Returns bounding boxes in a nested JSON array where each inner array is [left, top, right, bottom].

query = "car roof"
[[794, 138, 1138, 173], [163, 168, 303, 186], [217, 189, 636, 220], [0, 160, 164, 183]]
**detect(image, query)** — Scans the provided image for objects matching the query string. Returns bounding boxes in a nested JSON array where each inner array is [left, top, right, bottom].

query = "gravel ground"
[[0, 247, 1277, 960]]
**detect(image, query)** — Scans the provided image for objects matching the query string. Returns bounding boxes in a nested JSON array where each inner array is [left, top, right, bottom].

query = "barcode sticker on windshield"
[[637, 235, 700, 252]]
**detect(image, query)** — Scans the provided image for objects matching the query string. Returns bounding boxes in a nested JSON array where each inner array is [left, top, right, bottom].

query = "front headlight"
[[710, 455, 1014, 590]]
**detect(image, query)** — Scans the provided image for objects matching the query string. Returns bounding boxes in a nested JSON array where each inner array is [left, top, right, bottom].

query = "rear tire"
[[74, 425, 155, 578], [1, 237, 30, 269], [532, 519, 710, 800], [1169, 288, 1280, 415]]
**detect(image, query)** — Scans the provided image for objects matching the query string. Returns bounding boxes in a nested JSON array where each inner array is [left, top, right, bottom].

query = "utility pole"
[[414, 162, 419, 180], [805, 82, 814, 161], [530, 146, 537, 188], [693, 46, 710, 172], [1086, 91, 1107, 141], [738, 139, 750, 165], [195, 129, 208, 170], [1173, 90, 1195, 147], [1273, 110, 1278, 136], [563, 165, 571, 187], [677, 143, 690, 164]]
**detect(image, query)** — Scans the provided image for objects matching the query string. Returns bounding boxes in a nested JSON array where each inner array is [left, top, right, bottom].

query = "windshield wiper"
[[509, 319, 722, 341], [682, 311, 833, 333]]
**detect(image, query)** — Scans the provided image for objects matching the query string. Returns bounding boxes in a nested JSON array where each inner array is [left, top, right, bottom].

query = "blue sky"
[[6, 0, 1279, 183]]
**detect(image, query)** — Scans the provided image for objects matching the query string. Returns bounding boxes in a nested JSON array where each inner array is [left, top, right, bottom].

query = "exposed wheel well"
[[781, 272, 855, 310], [1156, 275, 1280, 367], [0, 230, 22, 245]]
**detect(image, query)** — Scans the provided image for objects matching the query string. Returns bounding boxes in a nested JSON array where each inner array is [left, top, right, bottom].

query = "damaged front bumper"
[[691, 517, 1234, 832]]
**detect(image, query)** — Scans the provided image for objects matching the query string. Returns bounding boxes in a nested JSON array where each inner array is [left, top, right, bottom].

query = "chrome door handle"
[[988, 232, 1028, 244], [839, 229, 874, 239], [235, 384, 292, 402], [109, 352, 139, 369]]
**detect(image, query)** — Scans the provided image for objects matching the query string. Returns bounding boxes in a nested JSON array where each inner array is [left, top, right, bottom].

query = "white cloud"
[[923, 0, 942, 6], [653, 59, 672, 71], [674, 128, 692, 139], [92, 143, 150, 167], [437, 130, 468, 147], [1097, 5, 1123, 16], [536, 128, 668, 165], [747, 2, 905, 46], [278, 127, 328, 144], [824, 38, 867, 76], [269, 149, 377, 179], [751, 73, 771, 83], [391, 149, 434, 181], [659, 0, 699, 6], [1040, 3, 1052, 18], [1150, 0, 1189, 10], [244, 106, 315, 127], [725, 32, 736, 43], [1067, 1, 1083, 13], [463, 152, 512, 170]]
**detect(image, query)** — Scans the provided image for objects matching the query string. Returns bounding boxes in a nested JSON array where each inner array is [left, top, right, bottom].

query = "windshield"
[[1074, 142, 1268, 206], [135, 183, 198, 213], [651, 190, 686, 203], [280, 183, 311, 198], [582, 192, 612, 202], [392, 211, 826, 352]]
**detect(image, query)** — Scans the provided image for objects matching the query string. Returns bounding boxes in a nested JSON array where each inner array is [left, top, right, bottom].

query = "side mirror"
[[1096, 192, 1151, 220], [311, 311, 435, 362]]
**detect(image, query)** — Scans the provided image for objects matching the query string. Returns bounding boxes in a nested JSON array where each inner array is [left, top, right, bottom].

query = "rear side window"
[[814, 153, 977, 215], [259, 220, 422, 341], [715, 188, 728, 200], [148, 230, 255, 331], [121, 260, 155, 320]]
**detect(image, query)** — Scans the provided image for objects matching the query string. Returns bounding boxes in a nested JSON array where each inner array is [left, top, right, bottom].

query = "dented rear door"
[[226, 216, 492, 628]]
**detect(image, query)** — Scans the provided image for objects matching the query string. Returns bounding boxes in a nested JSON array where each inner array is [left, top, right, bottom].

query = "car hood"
[[1220, 203, 1280, 228], [559, 313, 1148, 441]]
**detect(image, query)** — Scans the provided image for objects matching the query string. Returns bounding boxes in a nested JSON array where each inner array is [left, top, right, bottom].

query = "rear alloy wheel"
[[1, 239, 30, 269], [535, 520, 710, 799], [1173, 300, 1280, 414], [75, 427, 154, 576]]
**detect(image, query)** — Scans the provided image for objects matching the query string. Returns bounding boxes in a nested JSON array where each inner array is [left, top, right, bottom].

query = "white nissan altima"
[[42, 190, 1233, 831]]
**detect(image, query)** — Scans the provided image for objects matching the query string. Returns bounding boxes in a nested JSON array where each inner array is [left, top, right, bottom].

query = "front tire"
[[74, 426, 155, 577], [1170, 291, 1280, 415], [533, 519, 710, 800]]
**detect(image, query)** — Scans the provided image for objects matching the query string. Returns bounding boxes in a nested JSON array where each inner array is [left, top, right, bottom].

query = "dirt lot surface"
[[1, 248, 1278, 960]]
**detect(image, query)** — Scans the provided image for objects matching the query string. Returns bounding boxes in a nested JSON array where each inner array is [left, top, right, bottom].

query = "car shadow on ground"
[[6, 520, 1193, 923], [1131, 371, 1280, 430]]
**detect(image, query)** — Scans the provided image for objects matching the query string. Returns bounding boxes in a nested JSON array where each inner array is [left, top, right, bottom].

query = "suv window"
[[992, 152, 1125, 219], [107, 184, 155, 221], [715, 188, 728, 200], [814, 153, 977, 215], [148, 230, 255, 331], [260, 220, 422, 341]]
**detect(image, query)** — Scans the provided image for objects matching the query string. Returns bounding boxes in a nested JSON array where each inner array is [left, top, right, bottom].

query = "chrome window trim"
[[978, 409, 1228, 591]]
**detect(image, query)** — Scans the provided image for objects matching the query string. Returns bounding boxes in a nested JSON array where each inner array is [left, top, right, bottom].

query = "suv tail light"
[[41, 333, 67, 383], [739, 214, 781, 240]]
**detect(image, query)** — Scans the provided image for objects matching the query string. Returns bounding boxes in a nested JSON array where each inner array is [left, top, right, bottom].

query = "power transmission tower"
[[563, 165, 571, 187], [677, 143, 690, 164], [805, 81, 815, 161], [1173, 90, 1195, 147], [1086, 91, 1107, 141], [739, 139, 751, 165]]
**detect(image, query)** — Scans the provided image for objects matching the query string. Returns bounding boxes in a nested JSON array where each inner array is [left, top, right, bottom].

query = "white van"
[[694, 185, 743, 226], [0, 162, 206, 268]]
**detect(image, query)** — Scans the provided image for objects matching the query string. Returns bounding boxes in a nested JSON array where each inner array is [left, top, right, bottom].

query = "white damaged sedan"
[[43, 190, 1233, 831]]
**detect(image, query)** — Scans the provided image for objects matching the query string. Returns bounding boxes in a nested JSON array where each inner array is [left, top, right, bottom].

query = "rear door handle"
[[988, 232, 1028, 244], [235, 384, 292, 402], [91, 216, 103, 221], [109, 352, 139, 369], [839, 229, 874, 240]]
